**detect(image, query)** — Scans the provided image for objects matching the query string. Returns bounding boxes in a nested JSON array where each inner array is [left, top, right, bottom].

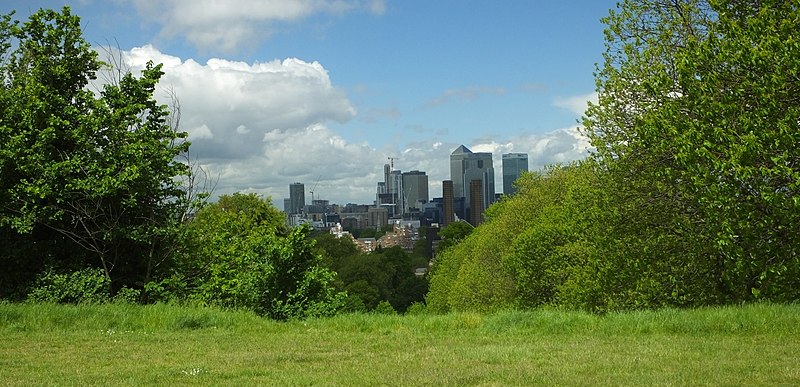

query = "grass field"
[[1, 302, 799, 386]]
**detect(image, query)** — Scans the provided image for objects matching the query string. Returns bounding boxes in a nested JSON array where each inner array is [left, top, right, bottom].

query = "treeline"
[[427, 0, 800, 313]]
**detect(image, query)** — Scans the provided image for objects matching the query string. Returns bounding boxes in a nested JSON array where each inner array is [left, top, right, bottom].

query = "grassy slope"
[[1, 303, 799, 386]]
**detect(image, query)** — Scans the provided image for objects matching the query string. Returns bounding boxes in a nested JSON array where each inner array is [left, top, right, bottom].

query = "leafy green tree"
[[313, 232, 360, 270], [0, 7, 190, 297], [584, 0, 800, 303], [436, 221, 473, 252], [163, 193, 344, 319]]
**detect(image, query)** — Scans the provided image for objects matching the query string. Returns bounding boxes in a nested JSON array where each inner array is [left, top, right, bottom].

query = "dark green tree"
[[0, 7, 190, 298]]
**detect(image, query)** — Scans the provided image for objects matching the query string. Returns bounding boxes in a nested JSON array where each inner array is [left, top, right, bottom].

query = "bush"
[[373, 300, 396, 315], [404, 302, 427, 315], [113, 287, 141, 304], [27, 268, 110, 304]]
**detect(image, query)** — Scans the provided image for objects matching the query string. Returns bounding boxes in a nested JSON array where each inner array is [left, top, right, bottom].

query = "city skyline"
[[4, 1, 610, 205], [285, 145, 524, 213]]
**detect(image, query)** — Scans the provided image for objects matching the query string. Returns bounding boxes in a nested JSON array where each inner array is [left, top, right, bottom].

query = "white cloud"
[[118, 45, 355, 161], [132, 0, 387, 52], [553, 91, 599, 116]]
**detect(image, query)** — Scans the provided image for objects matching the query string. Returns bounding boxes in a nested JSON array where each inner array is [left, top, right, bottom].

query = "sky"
[[3, 0, 616, 208]]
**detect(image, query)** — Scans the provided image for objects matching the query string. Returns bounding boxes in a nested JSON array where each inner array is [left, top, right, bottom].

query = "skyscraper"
[[502, 153, 529, 195], [469, 179, 484, 226], [288, 182, 305, 215], [442, 180, 454, 226], [450, 145, 495, 213], [401, 170, 429, 213]]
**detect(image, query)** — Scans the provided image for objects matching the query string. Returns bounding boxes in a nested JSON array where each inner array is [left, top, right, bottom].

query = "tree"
[[436, 221, 474, 252], [0, 7, 190, 297], [163, 193, 345, 320], [584, 0, 800, 302]]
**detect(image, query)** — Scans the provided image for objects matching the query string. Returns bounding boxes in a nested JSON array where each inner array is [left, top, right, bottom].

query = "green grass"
[[1, 302, 799, 386]]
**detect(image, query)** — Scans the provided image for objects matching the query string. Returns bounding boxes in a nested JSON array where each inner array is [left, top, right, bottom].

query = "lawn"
[[1, 302, 798, 386]]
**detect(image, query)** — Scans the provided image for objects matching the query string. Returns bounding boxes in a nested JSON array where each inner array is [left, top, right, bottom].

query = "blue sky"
[[3, 0, 616, 207]]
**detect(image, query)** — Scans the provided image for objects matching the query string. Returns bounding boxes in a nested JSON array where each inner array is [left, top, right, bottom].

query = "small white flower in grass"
[[181, 368, 205, 376]]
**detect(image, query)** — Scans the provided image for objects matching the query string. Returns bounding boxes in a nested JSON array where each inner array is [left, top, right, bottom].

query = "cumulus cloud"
[[118, 45, 355, 161], [97, 45, 378, 204], [131, 0, 387, 52], [553, 91, 599, 116]]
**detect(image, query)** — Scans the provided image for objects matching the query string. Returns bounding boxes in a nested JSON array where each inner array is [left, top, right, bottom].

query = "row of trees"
[[428, 0, 800, 313]]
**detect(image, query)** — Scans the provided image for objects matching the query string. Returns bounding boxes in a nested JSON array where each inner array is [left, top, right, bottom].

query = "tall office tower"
[[401, 170, 429, 213], [283, 198, 291, 214], [502, 153, 529, 195], [288, 182, 305, 215], [450, 145, 495, 212], [390, 169, 403, 216], [469, 179, 484, 226], [383, 164, 392, 193], [442, 180, 455, 226]]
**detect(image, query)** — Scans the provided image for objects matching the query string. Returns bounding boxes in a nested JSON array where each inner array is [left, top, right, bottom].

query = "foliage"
[[314, 234, 427, 313], [428, 0, 800, 314], [373, 300, 397, 315], [436, 220, 473, 252], [584, 0, 800, 303], [26, 267, 111, 304], [162, 193, 344, 320], [0, 7, 190, 297]]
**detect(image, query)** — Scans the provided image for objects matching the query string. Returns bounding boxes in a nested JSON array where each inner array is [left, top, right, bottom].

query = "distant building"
[[450, 145, 494, 223], [390, 170, 403, 215], [502, 153, 529, 195], [442, 180, 455, 226], [288, 182, 305, 215], [469, 179, 484, 226], [401, 170, 429, 214], [367, 206, 389, 229]]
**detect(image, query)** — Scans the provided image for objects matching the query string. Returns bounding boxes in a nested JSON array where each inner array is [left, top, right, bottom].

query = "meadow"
[[1, 302, 799, 386]]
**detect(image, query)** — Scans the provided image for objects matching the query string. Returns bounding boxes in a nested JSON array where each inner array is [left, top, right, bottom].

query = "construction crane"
[[309, 175, 321, 203]]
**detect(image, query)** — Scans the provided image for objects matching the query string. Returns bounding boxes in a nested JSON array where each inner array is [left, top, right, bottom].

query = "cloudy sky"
[[5, 0, 614, 208]]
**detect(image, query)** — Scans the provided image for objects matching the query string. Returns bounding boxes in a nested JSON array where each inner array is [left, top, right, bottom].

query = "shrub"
[[27, 268, 110, 304]]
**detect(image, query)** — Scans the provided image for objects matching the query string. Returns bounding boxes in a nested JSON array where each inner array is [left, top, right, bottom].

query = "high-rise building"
[[390, 170, 403, 216], [401, 170, 429, 213], [442, 180, 454, 226], [469, 179, 484, 226], [288, 182, 305, 215], [450, 145, 495, 214], [383, 164, 392, 193], [502, 153, 529, 195]]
